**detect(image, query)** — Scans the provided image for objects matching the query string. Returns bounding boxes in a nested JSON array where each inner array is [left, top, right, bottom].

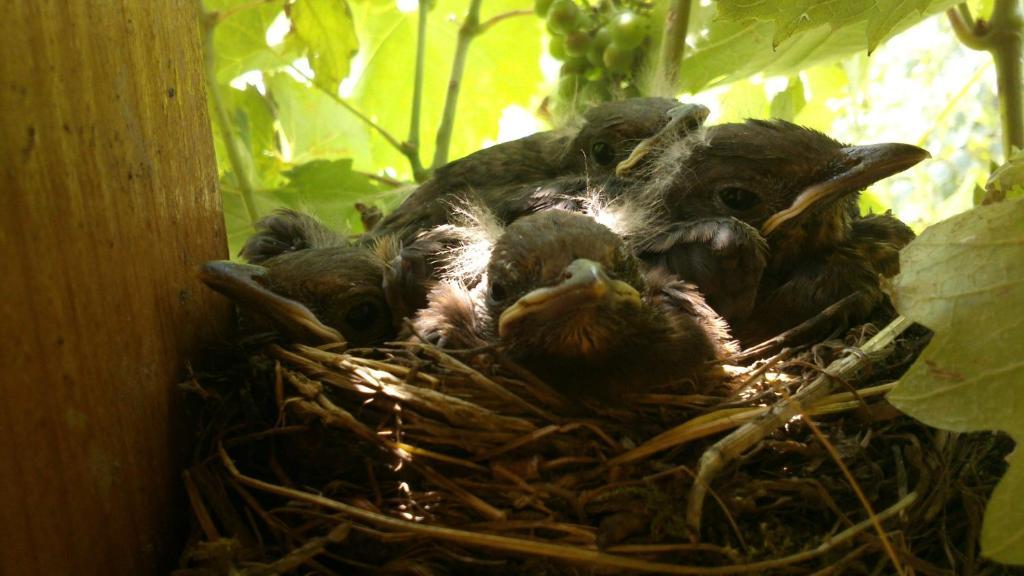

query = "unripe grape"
[[534, 0, 554, 17], [602, 42, 633, 74], [586, 26, 611, 67], [560, 56, 589, 75], [547, 0, 580, 35], [549, 36, 567, 60], [610, 11, 647, 50], [564, 30, 590, 57]]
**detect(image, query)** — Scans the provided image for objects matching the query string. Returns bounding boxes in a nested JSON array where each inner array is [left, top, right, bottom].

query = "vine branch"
[[408, 0, 431, 182], [947, 0, 1024, 156], [656, 0, 692, 94], [432, 0, 484, 171], [478, 9, 532, 34], [198, 2, 260, 224]]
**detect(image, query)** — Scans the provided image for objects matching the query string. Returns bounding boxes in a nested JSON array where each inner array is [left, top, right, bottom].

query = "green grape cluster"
[[536, 0, 653, 107]]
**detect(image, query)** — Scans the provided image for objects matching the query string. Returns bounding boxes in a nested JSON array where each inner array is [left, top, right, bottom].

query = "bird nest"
[[176, 315, 1016, 575]]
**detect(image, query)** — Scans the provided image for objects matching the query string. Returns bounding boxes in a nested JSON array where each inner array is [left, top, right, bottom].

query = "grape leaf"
[[716, 0, 873, 49], [221, 158, 395, 256], [858, 190, 888, 215], [289, 0, 360, 91], [716, 78, 770, 122], [206, 0, 301, 83], [793, 64, 848, 129], [769, 75, 806, 121], [680, 0, 957, 92], [984, 149, 1024, 204], [266, 73, 372, 167], [272, 158, 383, 233], [226, 86, 283, 188], [716, 0, 936, 51], [887, 199, 1024, 565], [220, 182, 293, 258], [866, 0, 932, 53]]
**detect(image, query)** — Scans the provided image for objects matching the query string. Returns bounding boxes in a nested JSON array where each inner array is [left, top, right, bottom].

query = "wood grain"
[[0, 1, 228, 573]]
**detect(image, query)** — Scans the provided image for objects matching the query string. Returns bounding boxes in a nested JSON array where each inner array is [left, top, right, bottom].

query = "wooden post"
[[0, 1, 227, 573]]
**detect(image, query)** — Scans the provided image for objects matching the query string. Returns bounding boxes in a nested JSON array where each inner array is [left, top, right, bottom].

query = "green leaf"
[[273, 158, 384, 232], [279, 158, 378, 195], [220, 181, 290, 258], [716, 78, 770, 122], [887, 199, 1024, 565], [858, 189, 888, 215], [266, 73, 373, 167], [984, 149, 1024, 203], [349, 0, 543, 176], [792, 64, 849, 129], [716, 0, 872, 48], [680, 0, 957, 92], [865, 0, 931, 53], [221, 158, 394, 256], [227, 86, 283, 188], [210, 85, 283, 191], [289, 0, 360, 91], [769, 75, 806, 121], [206, 0, 301, 83]]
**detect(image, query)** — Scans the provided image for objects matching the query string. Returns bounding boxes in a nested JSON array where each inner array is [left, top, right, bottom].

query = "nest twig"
[[175, 315, 1019, 575]]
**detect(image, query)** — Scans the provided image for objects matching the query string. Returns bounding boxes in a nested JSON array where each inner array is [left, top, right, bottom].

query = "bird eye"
[[718, 187, 762, 212], [345, 301, 380, 331], [490, 281, 507, 301], [591, 141, 616, 166]]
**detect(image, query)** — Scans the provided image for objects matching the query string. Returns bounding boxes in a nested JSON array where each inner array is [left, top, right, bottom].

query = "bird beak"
[[497, 259, 641, 338], [197, 260, 345, 345], [760, 142, 930, 236], [615, 103, 710, 176]]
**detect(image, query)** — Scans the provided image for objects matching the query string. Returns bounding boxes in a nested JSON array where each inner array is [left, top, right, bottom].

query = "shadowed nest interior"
[[176, 314, 1019, 576]]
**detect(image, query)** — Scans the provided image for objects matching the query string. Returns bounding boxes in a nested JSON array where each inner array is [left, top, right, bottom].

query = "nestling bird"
[[204, 98, 710, 345], [414, 209, 734, 398], [199, 210, 430, 346], [636, 119, 928, 343], [499, 120, 927, 340], [239, 208, 348, 262], [369, 98, 709, 242]]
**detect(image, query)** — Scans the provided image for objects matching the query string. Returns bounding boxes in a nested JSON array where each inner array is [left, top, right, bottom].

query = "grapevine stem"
[[656, 0, 692, 94], [408, 0, 430, 182], [478, 9, 532, 34], [432, 0, 484, 171], [947, 1, 1024, 156], [198, 2, 260, 224]]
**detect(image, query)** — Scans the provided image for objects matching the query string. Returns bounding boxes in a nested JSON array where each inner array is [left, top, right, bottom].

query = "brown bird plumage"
[[500, 120, 927, 343], [369, 98, 708, 243], [199, 210, 429, 346], [415, 209, 734, 398], [636, 119, 928, 342], [201, 98, 710, 346]]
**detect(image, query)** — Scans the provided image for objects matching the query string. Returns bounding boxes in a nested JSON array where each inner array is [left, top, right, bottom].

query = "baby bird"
[[369, 98, 709, 243], [523, 120, 927, 343], [636, 119, 927, 342], [415, 209, 734, 398], [199, 210, 430, 346]]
